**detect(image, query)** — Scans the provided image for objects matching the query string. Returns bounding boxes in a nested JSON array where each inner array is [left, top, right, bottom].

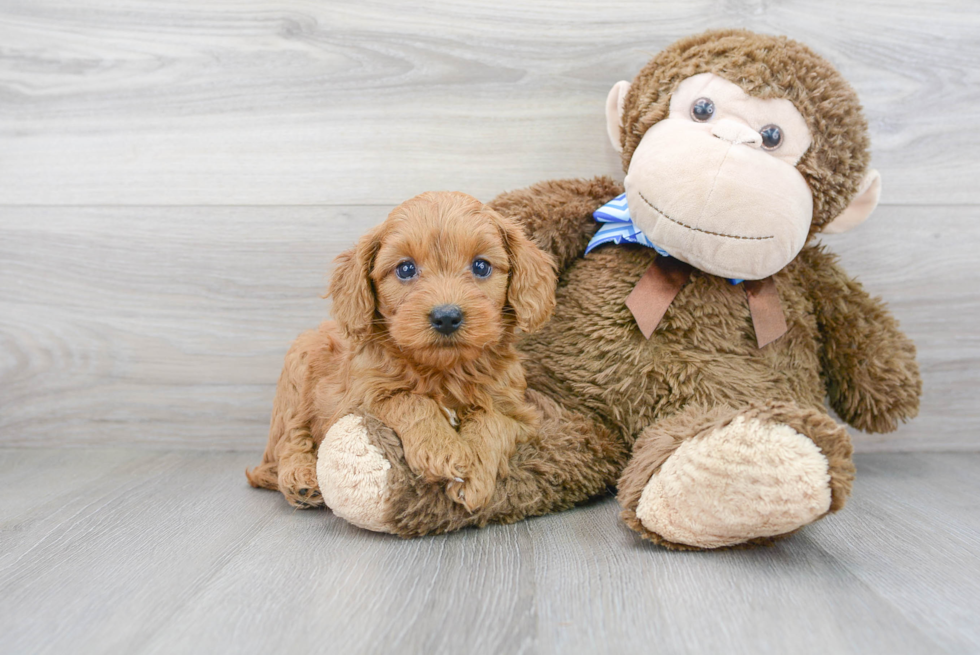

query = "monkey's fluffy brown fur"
[[293, 30, 920, 548], [247, 191, 556, 511]]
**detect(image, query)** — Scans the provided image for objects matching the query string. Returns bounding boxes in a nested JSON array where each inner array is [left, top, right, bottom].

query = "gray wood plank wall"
[[1, 0, 978, 451]]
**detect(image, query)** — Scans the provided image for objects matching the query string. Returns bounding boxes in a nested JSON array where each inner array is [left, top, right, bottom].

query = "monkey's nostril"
[[429, 305, 464, 336]]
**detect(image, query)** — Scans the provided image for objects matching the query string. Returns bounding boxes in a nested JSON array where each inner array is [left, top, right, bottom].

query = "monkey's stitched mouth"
[[637, 191, 774, 241]]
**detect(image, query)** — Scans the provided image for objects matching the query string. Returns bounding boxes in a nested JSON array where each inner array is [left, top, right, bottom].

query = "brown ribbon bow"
[[625, 258, 787, 348]]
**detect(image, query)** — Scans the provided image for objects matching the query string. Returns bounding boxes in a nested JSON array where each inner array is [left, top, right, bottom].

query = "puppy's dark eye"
[[760, 124, 782, 150], [471, 258, 492, 279], [691, 98, 715, 122], [394, 260, 417, 280]]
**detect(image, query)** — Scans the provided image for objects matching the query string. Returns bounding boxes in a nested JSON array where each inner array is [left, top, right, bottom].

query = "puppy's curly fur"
[[247, 191, 557, 511]]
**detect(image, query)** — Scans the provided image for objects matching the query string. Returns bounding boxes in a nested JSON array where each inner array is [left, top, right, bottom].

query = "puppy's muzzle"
[[429, 304, 464, 336]]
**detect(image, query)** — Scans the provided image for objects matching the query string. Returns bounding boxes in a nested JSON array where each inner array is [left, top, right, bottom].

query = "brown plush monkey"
[[309, 29, 921, 549]]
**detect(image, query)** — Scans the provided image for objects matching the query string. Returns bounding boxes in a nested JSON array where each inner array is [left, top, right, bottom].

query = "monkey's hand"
[[804, 249, 922, 433], [825, 320, 921, 433]]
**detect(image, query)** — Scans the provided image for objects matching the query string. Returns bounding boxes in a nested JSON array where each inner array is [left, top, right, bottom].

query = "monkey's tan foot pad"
[[316, 414, 394, 533], [635, 415, 832, 549]]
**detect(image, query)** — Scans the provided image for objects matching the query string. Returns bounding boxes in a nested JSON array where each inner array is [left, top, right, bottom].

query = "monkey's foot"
[[633, 414, 834, 549], [316, 414, 394, 532]]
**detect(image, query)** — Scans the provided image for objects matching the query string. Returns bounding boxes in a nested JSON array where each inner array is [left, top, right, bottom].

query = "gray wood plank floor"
[[1, 449, 977, 655]]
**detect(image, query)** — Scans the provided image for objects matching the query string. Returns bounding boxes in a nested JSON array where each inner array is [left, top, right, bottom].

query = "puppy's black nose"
[[429, 305, 464, 335]]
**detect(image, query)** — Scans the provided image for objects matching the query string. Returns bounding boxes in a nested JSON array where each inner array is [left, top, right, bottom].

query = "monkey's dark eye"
[[691, 98, 715, 122], [760, 124, 782, 150], [394, 259, 417, 280], [471, 259, 492, 279]]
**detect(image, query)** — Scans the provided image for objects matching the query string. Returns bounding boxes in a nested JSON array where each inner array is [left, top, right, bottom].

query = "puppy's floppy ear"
[[491, 209, 557, 333], [328, 223, 384, 339]]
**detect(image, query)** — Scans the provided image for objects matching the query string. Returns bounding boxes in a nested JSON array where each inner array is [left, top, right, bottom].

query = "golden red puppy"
[[247, 191, 557, 511]]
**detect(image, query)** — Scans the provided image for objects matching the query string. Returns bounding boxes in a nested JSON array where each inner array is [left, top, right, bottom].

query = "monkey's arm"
[[489, 176, 623, 274], [800, 247, 921, 433]]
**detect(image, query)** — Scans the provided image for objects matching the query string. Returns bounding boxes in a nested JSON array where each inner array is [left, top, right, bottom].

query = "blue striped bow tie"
[[585, 193, 744, 285]]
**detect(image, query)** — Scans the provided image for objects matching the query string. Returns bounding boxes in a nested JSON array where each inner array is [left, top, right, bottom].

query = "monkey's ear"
[[605, 80, 631, 154], [823, 169, 882, 234], [328, 224, 384, 339]]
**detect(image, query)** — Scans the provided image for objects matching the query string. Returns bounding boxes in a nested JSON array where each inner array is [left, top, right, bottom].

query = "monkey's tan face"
[[623, 73, 814, 280]]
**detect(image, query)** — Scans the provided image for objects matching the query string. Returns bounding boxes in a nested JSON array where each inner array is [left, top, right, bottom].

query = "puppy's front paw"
[[446, 466, 497, 513], [404, 440, 471, 485], [404, 441, 499, 511], [280, 465, 324, 509]]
